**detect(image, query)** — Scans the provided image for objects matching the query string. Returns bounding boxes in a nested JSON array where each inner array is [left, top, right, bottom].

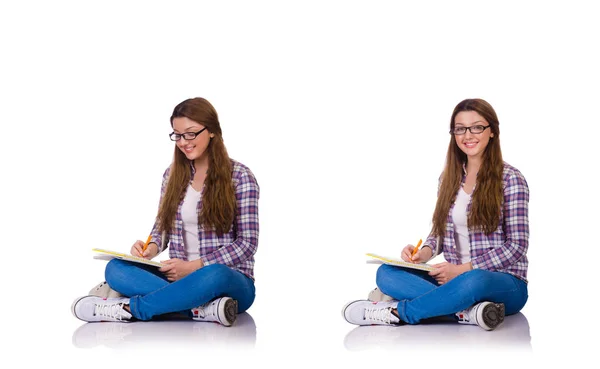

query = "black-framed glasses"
[[450, 125, 490, 135], [169, 127, 208, 141]]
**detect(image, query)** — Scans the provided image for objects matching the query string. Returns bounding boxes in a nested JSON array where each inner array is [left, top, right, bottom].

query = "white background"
[[1, 0, 598, 367]]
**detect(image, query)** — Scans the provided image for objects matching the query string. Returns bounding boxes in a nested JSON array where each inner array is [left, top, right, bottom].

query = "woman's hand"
[[401, 244, 432, 263], [429, 262, 472, 285], [159, 259, 204, 282], [131, 240, 159, 259]]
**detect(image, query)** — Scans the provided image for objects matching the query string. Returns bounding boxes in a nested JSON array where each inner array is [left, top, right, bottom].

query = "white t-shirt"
[[452, 187, 472, 264], [181, 184, 202, 261]]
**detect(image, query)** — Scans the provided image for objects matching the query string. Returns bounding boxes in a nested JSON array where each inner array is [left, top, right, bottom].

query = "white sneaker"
[[456, 301, 505, 331], [342, 300, 401, 326], [89, 281, 123, 299], [367, 288, 394, 302], [192, 297, 238, 327], [72, 295, 132, 323]]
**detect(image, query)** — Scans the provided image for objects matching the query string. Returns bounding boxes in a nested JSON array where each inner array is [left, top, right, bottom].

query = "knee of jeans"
[[375, 264, 395, 291], [200, 264, 231, 287], [459, 269, 491, 298], [105, 259, 128, 285], [238, 293, 255, 313], [202, 263, 229, 274]]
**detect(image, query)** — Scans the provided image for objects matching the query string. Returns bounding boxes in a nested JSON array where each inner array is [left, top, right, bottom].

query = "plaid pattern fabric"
[[424, 162, 529, 282], [150, 159, 259, 280]]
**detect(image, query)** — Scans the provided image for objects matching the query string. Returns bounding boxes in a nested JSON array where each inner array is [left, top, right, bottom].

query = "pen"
[[411, 239, 423, 259], [142, 235, 152, 255]]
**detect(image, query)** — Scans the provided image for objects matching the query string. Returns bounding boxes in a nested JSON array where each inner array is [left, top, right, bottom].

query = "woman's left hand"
[[429, 262, 471, 285], [159, 258, 204, 282]]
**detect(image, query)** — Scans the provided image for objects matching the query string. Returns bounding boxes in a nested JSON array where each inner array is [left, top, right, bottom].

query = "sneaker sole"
[[368, 288, 394, 302], [341, 300, 361, 324], [71, 295, 91, 322], [219, 298, 238, 327], [89, 282, 123, 299], [479, 302, 505, 330]]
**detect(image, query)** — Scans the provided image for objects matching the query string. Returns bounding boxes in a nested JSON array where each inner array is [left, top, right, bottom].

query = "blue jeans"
[[105, 259, 256, 321], [376, 264, 528, 324]]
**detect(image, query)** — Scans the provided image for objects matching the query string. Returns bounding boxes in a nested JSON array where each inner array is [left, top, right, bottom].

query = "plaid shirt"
[[150, 159, 259, 280], [424, 162, 529, 282]]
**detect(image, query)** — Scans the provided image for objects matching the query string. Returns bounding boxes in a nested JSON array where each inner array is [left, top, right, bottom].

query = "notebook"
[[366, 253, 435, 272], [92, 248, 164, 268]]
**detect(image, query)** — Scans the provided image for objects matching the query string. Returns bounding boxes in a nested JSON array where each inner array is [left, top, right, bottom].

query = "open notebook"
[[366, 253, 434, 272], [92, 248, 164, 268]]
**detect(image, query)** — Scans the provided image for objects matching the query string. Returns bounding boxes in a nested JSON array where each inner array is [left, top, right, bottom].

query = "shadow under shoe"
[[72, 313, 259, 349]]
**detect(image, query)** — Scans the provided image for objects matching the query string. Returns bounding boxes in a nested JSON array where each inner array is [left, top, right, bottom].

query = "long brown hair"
[[157, 98, 236, 236], [431, 98, 504, 236]]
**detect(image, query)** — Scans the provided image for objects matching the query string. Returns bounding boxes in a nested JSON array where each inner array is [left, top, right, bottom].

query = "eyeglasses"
[[169, 127, 208, 141], [450, 125, 490, 135]]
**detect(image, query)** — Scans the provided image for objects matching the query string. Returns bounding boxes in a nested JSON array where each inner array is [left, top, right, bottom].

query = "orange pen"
[[142, 235, 152, 255], [411, 239, 423, 259]]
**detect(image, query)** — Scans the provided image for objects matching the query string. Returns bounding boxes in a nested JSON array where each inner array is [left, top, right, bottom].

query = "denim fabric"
[[376, 264, 528, 324], [105, 259, 255, 321]]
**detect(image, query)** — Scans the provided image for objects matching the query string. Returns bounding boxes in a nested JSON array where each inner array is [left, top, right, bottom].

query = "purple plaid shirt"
[[424, 162, 529, 282], [150, 159, 259, 280]]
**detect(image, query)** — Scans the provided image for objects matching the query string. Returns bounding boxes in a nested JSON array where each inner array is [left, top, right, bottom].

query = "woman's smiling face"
[[453, 110, 494, 160]]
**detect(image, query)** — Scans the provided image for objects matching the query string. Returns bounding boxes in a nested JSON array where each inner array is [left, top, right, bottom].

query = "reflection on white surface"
[[72, 312, 256, 349], [344, 312, 531, 352]]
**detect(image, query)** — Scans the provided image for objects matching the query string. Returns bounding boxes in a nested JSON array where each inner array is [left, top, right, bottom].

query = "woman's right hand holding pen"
[[131, 240, 159, 259], [401, 243, 432, 263]]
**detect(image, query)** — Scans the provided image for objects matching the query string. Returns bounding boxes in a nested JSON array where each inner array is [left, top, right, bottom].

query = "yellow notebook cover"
[[92, 248, 164, 268], [366, 253, 434, 272]]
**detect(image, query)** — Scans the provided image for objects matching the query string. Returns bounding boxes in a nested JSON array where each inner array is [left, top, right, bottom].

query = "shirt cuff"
[[200, 255, 214, 267], [422, 245, 436, 262]]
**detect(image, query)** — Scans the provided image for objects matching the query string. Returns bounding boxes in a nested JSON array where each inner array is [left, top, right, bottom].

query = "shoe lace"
[[94, 301, 128, 321], [364, 306, 393, 324]]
